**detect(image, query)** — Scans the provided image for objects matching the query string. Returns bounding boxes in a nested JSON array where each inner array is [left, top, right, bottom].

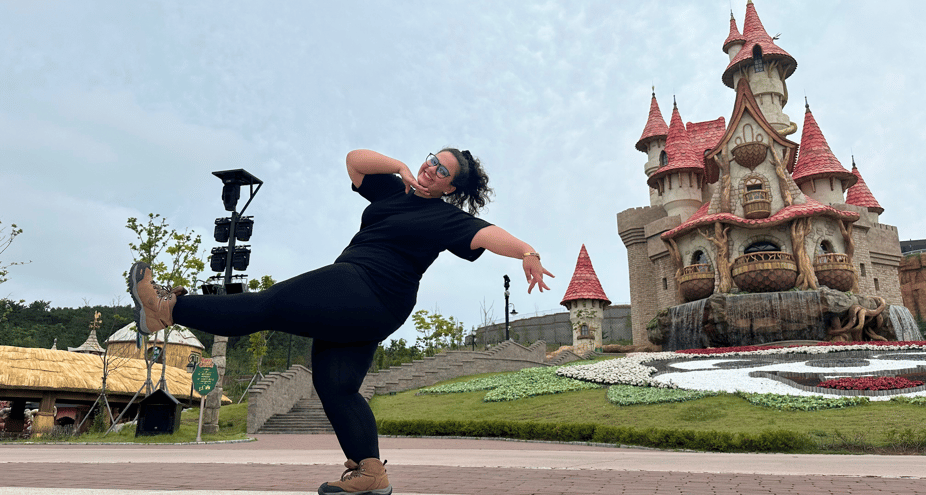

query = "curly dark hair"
[[441, 148, 493, 215]]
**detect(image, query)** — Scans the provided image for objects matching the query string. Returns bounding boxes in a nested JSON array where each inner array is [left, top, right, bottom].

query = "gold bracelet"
[[522, 252, 540, 261]]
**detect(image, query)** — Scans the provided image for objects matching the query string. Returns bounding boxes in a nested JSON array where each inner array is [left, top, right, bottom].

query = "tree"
[[0, 219, 29, 285], [411, 309, 465, 356], [122, 213, 205, 290], [246, 276, 276, 374]]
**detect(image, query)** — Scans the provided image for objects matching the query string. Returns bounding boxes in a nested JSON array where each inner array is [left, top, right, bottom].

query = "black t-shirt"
[[335, 173, 493, 321]]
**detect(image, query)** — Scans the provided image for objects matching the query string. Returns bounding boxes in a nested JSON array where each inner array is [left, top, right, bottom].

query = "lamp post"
[[503, 275, 510, 341], [185, 354, 199, 408], [470, 328, 476, 351]]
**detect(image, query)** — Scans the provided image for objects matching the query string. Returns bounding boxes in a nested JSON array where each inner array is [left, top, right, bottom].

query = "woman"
[[129, 148, 553, 495]]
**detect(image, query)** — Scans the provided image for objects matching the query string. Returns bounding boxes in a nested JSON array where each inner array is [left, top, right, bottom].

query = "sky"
[[2, 0, 924, 347]]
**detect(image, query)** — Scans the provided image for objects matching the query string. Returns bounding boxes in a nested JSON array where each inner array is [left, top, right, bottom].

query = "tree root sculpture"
[[827, 297, 888, 342]]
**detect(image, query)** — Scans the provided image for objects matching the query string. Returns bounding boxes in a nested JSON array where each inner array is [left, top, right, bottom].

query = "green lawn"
[[17, 403, 250, 444], [370, 373, 926, 453]]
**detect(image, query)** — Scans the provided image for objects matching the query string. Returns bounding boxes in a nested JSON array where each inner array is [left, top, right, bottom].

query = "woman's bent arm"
[[470, 225, 554, 294], [346, 149, 423, 193]]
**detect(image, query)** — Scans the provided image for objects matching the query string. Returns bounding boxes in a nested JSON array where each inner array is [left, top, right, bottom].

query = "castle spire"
[[635, 90, 668, 152], [723, 10, 746, 54], [846, 158, 884, 215], [560, 244, 610, 307], [647, 103, 702, 189], [722, 0, 797, 88], [791, 102, 856, 192]]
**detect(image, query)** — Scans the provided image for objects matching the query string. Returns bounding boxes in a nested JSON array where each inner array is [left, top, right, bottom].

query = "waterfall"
[[724, 291, 825, 346], [887, 305, 922, 341], [666, 299, 708, 351]]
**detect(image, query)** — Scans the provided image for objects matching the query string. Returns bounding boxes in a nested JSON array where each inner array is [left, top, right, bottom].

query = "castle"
[[617, 0, 902, 346]]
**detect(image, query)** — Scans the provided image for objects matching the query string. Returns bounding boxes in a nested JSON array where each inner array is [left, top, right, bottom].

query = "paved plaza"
[[1, 434, 925, 494]]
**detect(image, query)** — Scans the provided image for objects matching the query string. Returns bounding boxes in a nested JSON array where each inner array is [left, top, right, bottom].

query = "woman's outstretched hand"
[[523, 256, 554, 294], [398, 164, 427, 195]]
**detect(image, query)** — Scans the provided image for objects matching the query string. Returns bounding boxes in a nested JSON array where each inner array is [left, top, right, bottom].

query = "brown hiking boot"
[[128, 261, 187, 336], [318, 458, 392, 495]]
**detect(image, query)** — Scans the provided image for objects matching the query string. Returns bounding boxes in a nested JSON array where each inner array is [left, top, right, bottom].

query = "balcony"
[[731, 251, 798, 293], [813, 253, 855, 292], [677, 264, 715, 301], [742, 189, 772, 219]]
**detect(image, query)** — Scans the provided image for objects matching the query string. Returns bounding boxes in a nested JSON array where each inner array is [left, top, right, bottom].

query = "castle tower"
[[722, 11, 746, 61], [646, 102, 704, 220], [791, 102, 857, 205], [636, 91, 669, 207], [560, 245, 611, 355], [845, 158, 884, 222], [721, 0, 797, 135]]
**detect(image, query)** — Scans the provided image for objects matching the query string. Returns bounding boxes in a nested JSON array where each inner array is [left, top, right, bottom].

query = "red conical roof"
[[647, 103, 704, 188], [723, 11, 746, 52], [560, 244, 610, 307], [636, 91, 669, 152], [792, 104, 856, 188], [722, 0, 796, 88], [845, 159, 884, 215]]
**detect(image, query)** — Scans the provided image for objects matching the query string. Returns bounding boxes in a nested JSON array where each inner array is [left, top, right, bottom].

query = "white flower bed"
[[556, 343, 926, 400]]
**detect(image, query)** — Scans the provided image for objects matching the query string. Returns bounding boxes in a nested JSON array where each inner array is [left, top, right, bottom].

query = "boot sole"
[[128, 261, 152, 336], [317, 484, 392, 495]]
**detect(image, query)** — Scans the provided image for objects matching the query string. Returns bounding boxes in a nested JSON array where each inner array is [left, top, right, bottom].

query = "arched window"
[[744, 240, 779, 254], [745, 177, 764, 192], [580, 324, 589, 337], [691, 250, 709, 266], [659, 150, 668, 167], [753, 45, 764, 72], [819, 240, 834, 255]]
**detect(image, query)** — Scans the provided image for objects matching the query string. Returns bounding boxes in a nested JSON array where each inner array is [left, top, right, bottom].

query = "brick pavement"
[[1, 435, 924, 495]]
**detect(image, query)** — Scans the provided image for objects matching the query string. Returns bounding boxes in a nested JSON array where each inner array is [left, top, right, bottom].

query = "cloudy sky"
[[2, 1, 923, 346]]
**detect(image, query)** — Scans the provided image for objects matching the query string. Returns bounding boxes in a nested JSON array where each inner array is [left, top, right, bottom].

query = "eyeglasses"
[[426, 153, 451, 179]]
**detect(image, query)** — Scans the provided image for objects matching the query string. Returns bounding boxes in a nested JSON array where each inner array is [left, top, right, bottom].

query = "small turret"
[[846, 158, 884, 221], [792, 100, 856, 205], [636, 90, 669, 208], [723, 11, 746, 61], [561, 245, 611, 355], [647, 101, 704, 220]]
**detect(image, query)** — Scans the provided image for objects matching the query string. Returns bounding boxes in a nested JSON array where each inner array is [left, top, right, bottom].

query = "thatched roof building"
[[0, 345, 228, 435]]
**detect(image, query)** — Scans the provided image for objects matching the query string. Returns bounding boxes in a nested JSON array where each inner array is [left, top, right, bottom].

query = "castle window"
[[860, 263, 866, 277], [580, 324, 589, 337], [659, 150, 668, 167], [745, 241, 780, 254], [874, 278, 880, 291], [753, 45, 764, 72], [663, 278, 668, 289], [819, 240, 833, 255]]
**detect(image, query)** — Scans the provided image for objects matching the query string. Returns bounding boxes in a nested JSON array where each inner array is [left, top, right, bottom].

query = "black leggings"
[[172, 263, 404, 461]]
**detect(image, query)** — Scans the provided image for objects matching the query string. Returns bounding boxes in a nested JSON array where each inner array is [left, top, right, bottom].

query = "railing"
[[814, 253, 850, 265], [742, 190, 771, 219], [681, 264, 713, 275], [735, 251, 793, 264]]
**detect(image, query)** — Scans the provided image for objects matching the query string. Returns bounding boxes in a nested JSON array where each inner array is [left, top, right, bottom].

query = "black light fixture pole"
[[503, 275, 510, 341]]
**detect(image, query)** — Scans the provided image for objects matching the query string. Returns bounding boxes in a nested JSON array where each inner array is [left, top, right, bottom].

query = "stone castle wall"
[[900, 252, 926, 320]]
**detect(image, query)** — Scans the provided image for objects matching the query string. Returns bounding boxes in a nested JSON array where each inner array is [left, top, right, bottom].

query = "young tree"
[[122, 213, 205, 290], [246, 275, 276, 374], [411, 309, 465, 356], [0, 219, 29, 285]]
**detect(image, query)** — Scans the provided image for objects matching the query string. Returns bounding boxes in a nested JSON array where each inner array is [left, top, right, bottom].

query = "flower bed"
[[418, 364, 601, 402], [556, 342, 926, 397], [817, 376, 924, 391]]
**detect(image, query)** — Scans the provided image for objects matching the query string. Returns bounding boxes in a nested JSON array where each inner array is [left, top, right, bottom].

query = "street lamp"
[[207, 169, 262, 295], [470, 328, 476, 351], [503, 275, 510, 341]]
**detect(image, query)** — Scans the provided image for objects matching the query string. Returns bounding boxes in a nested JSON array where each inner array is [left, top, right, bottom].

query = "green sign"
[[192, 364, 219, 396]]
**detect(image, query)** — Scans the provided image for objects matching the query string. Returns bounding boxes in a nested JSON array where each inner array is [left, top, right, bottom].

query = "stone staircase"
[[257, 396, 332, 434]]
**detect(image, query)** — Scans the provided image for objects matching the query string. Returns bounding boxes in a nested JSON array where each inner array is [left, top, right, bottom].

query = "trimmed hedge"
[[377, 419, 813, 453]]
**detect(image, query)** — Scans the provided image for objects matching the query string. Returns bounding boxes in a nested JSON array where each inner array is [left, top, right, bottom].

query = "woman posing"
[[129, 148, 553, 495]]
